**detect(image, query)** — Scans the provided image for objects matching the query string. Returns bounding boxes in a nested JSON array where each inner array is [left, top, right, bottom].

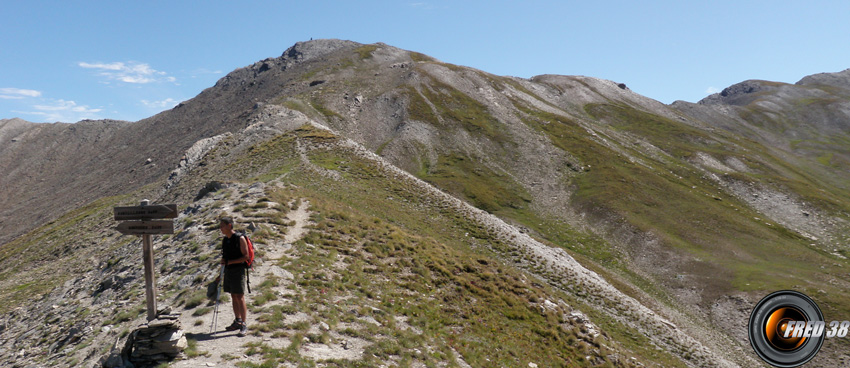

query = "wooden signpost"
[[114, 200, 177, 321], [116, 220, 174, 235], [114, 204, 177, 221]]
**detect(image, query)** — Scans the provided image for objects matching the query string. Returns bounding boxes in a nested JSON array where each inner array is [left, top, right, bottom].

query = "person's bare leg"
[[233, 294, 246, 321], [231, 294, 240, 320]]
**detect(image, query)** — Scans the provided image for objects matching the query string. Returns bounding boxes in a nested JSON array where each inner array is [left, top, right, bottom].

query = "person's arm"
[[225, 236, 250, 265], [220, 239, 226, 265]]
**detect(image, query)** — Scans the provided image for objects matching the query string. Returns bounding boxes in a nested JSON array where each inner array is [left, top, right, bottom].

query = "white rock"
[[167, 330, 185, 341], [528, 363, 538, 368], [570, 311, 587, 323]]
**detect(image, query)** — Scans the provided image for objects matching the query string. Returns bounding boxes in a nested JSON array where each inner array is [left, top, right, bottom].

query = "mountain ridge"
[[3, 39, 850, 367]]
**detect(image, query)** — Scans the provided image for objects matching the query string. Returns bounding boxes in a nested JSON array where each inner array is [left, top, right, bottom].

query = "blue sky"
[[2, 1, 849, 123]]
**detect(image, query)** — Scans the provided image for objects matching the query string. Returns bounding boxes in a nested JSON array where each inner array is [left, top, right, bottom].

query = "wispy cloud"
[[0, 87, 42, 99], [79, 61, 176, 84], [78, 62, 124, 71], [186, 68, 224, 79], [191, 68, 223, 76], [141, 98, 180, 109], [14, 99, 102, 122], [706, 86, 721, 94], [408, 2, 434, 9]]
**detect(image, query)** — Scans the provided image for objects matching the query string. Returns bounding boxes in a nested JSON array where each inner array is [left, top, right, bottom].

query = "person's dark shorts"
[[223, 266, 247, 295]]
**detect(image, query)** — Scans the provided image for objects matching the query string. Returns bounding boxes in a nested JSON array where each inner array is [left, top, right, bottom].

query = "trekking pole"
[[210, 264, 225, 334]]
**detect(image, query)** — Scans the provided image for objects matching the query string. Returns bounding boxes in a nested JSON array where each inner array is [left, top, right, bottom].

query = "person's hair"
[[220, 216, 234, 226]]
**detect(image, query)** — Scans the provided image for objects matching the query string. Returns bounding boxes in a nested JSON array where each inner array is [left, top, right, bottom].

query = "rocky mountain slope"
[[1, 122, 698, 367], [2, 39, 850, 367]]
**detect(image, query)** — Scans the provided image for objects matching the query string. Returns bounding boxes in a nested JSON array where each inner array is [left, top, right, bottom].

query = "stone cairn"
[[128, 311, 187, 367], [102, 307, 187, 368]]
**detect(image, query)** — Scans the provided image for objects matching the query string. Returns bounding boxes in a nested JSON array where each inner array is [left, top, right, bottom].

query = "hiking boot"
[[238, 323, 248, 337], [225, 319, 243, 331]]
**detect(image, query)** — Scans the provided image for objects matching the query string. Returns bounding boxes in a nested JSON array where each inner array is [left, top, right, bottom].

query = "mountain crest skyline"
[[3, 39, 850, 367]]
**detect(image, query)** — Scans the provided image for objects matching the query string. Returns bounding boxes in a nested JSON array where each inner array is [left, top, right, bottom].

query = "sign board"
[[116, 220, 175, 235], [112, 200, 177, 321], [114, 204, 178, 221]]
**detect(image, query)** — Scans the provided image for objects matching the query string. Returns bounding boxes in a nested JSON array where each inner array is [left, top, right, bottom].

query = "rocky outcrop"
[[698, 80, 778, 105], [280, 39, 360, 64]]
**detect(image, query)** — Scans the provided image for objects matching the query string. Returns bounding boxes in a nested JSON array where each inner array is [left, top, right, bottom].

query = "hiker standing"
[[219, 216, 249, 336]]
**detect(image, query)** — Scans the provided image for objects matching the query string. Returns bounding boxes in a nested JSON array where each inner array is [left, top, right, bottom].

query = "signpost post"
[[114, 200, 177, 321]]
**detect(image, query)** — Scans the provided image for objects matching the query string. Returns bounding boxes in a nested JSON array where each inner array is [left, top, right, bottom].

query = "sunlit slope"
[[0, 124, 692, 367]]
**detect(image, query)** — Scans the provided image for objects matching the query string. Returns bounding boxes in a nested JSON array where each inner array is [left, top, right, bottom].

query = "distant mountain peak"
[[699, 69, 850, 106], [697, 79, 782, 105], [796, 68, 850, 91], [280, 39, 362, 63]]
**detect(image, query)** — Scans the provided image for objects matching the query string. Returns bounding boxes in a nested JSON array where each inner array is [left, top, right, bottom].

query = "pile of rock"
[[127, 312, 187, 367], [101, 310, 187, 368]]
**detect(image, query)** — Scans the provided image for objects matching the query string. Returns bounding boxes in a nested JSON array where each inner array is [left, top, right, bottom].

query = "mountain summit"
[[2, 40, 850, 367], [279, 39, 361, 63], [797, 68, 850, 90]]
